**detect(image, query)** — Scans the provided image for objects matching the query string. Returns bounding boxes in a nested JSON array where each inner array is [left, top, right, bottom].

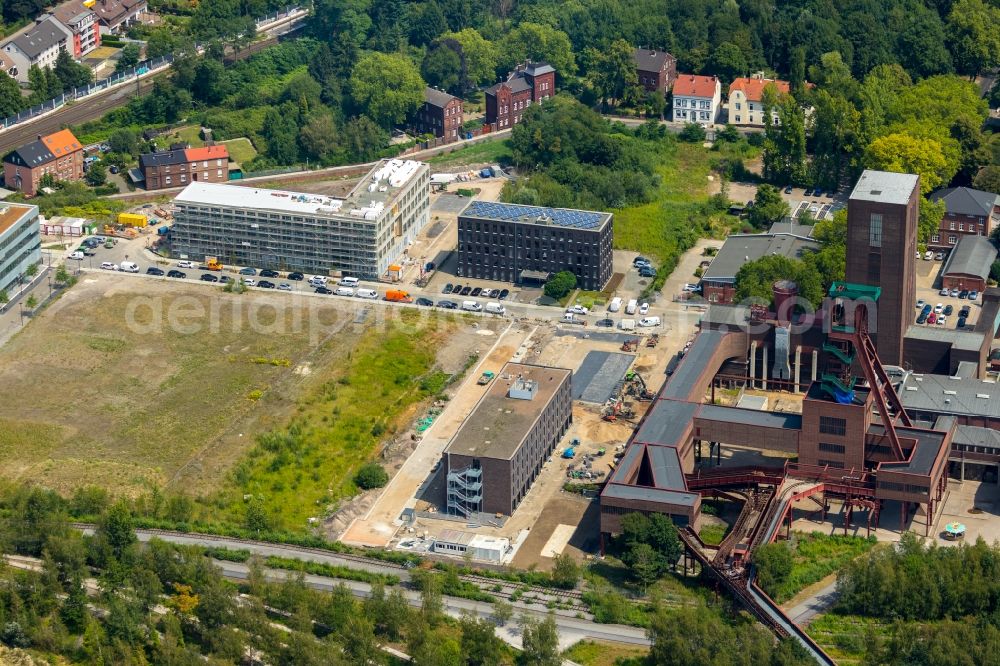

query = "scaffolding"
[[446, 462, 484, 518]]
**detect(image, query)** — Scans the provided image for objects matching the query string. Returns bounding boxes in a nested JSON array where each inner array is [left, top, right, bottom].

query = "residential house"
[[699, 231, 819, 304], [412, 87, 464, 142], [2, 17, 72, 83], [672, 74, 721, 125], [0, 52, 19, 81], [484, 62, 555, 130], [48, 0, 101, 58], [728, 75, 791, 126], [93, 0, 147, 34], [633, 48, 676, 93], [939, 235, 997, 293], [3, 129, 84, 196], [927, 186, 1000, 251], [139, 145, 230, 191]]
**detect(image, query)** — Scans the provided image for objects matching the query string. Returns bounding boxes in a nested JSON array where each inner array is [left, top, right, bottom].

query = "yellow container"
[[118, 212, 148, 227]]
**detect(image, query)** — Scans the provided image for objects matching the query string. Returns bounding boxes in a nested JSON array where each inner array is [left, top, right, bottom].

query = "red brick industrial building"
[[485, 62, 555, 130]]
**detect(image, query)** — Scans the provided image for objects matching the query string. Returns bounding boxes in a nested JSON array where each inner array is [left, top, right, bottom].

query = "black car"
[[287, 272, 304, 281], [632, 256, 649, 267], [460, 286, 472, 296], [944, 305, 954, 316], [443, 283, 454, 294], [784, 185, 793, 194], [813, 189, 823, 198], [258, 280, 276, 288], [415, 297, 434, 307], [219, 275, 232, 283], [959, 290, 969, 299], [497, 288, 510, 300], [960, 307, 971, 318], [596, 318, 614, 327], [167, 270, 186, 278], [451, 283, 463, 294], [260, 269, 280, 278], [804, 188, 814, 196], [916, 313, 928, 324], [957, 316, 967, 328], [146, 267, 164, 276], [470, 287, 482, 296], [436, 300, 458, 309], [200, 273, 219, 282], [315, 286, 333, 294], [639, 268, 656, 278]]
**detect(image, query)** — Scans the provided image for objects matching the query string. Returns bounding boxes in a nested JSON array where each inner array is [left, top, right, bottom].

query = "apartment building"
[[93, 0, 147, 34], [484, 61, 555, 130], [48, 0, 100, 58], [672, 74, 721, 124], [444, 363, 572, 517], [927, 186, 1000, 251], [457, 200, 614, 291], [0, 203, 41, 294], [3, 129, 84, 196], [139, 145, 230, 191], [412, 87, 463, 142], [170, 159, 430, 278]]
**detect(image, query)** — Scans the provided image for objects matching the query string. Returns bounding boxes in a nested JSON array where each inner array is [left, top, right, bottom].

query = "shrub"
[[544, 270, 577, 299], [678, 123, 706, 143], [355, 462, 388, 490]]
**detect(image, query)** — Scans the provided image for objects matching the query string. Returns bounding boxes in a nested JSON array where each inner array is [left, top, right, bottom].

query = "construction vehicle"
[[206, 257, 223, 271], [596, 447, 606, 456], [477, 371, 495, 385], [385, 289, 413, 303], [625, 371, 655, 401], [621, 338, 639, 352], [602, 399, 636, 422], [646, 333, 659, 347]]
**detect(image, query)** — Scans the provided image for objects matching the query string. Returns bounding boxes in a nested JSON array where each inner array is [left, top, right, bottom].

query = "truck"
[[206, 257, 223, 271], [385, 289, 413, 303], [625, 299, 638, 315], [608, 297, 622, 312], [477, 371, 495, 385]]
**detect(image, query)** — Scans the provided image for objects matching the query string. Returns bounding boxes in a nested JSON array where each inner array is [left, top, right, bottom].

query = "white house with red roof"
[[672, 74, 721, 125], [728, 74, 792, 126]]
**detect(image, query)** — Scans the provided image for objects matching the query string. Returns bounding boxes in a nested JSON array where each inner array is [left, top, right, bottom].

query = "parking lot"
[[914, 253, 982, 330]]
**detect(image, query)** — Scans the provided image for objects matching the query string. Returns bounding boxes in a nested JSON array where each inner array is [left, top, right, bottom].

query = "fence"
[[0, 5, 303, 131]]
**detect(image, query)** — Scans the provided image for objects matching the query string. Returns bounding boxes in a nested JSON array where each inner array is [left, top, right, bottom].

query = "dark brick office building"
[[457, 201, 614, 290], [845, 170, 920, 366]]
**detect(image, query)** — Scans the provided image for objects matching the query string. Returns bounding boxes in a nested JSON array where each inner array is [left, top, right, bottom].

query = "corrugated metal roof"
[[900, 372, 1000, 418], [940, 234, 997, 280]]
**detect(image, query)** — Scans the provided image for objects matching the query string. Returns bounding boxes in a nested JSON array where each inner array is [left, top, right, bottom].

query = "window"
[[735, 116, 741, 123], [819, 416, 847, 436], [932, 234, 940, 243], [818, 459, 844, 469], [959, 223, 964, 231], [869, 213, 882, 248], [949, 235, 957, 244], [950, 221, 956, 230], [735, 103, 741, 110], [818, 442, 846, 454]]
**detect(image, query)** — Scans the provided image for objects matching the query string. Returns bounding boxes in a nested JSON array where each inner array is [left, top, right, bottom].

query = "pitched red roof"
[[40, 129, 82, 158], [673, 74, 719, 98], [184, 145, 228, 162], [728, 77, 791, 102]]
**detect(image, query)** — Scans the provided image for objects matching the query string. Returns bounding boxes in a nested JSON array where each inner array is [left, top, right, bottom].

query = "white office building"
[[170, 159, 430, 279], [0, 203, 41, 293]]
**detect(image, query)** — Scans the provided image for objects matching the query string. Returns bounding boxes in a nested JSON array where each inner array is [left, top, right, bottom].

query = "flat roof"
[[661, 329, 725, 401], [634, 399, 698, 447], [601, 482, 699, 507], [460, 200, 612, 231], [849, 170, 919, 206], [0, 203, 36, 236], [900, 372, 1000, 418], [872, 425, 948, 475], [698, 404, 803, 430], [904, 324, 985, 353], [702, 233, 819, 282], [444, 362, 571, 460]]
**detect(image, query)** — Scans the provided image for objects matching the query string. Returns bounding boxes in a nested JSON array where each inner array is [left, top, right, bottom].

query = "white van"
[[625, 299, 638, 315], [340, 276, 359, 287], [462, 300, 482, 312], [619, 319, 636, 331], [335, 286, 355, 297], [484, 302, 505, 315], [119, 261, 139, 273], [608, 297, 622, 313], [356, 288, 378, 299], [638, 316, 661, 327]]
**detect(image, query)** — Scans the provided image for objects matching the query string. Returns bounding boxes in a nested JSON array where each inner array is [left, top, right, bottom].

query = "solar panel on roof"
[[465, 201, 604, 229]]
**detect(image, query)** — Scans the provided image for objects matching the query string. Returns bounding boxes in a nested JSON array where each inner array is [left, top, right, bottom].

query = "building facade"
[[939, 234, 997, 293], [445, 363, 572, 517], [700, 232, 819, 304], [139, 145, 230, 191], [3, 129, 84, 196], [484, 62, 555, 130], [0, 203, 41, 294], [927, 186, 1000, 251], [412, 87, 463, 142], [633, 48, 676, 92], [845, 170, 920, 366], [672, 74, 721, 124], [48, 0, 100, 58], [170, 159, 429, 278], [3, 17, 71, 83], [457, 200, 614, 291], [728, 76, 791, 126]]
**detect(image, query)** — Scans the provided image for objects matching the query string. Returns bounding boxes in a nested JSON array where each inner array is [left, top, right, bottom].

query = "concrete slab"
[[573, 350, 635, 403], [431, 194, 471, 214]]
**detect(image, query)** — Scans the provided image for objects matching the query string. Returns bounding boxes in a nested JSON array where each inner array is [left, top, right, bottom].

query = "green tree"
[[946, 0, 1000, 77], [341, 115, 389, 161], [54, 49, 92, 91], [706, 41, 747, 83], [974, 166, 1000, 195], [97, 501, 136, 562], [146, 28, 176, 58], [299, 113, 339, 162], [60, 576, 89, 633], [587, 39, 639, 107], [762, 89, 807, 185], [678, 122, 706, 143], [0, 72, 24, 118], [550, 552, 580, 589], [421, 45, 462, 94], [191, 58, 232, 105], [439, 29, 497, 89], [811, 90, 861, 190], [115, 43, 141, 73], [519, 613, 560, 666], [918, 196, 947, 245], [54, 264, 70, 284], [754, 542, 793, 596], [896, 4, 954, 78], [262, 102, 301, 165], [0, 289, 8, 305], [789, 47, 806, 97], [407, 1, 446, 47], [863, 132, 950, 195], [85, 162, 107, 186], [25, 262, 37, 278], [107, 129, 138, 156], [460, 613, 505, 666], [25, 294, 37, 309], [492, 599, 513, 626], [748, 184, 790, 229], [543, 270, 577, 299], [350, 52, 424, 129], [499, 22, 575, 75], [629, 542, 660, 592], [950, 115, 992, 184], [355, 462, 389, 489]]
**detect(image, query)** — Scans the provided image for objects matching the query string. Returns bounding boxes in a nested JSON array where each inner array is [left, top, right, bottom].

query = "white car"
[[100, 262, 118, 271], [566, 305, 589, 315], [480, 289, 493, 297], [937, 315, 947, 326], [950, 289, 959, 298], [243, 279, 257, 287], [915, 299, 926, 309], [683, 283, 701, 293], [278, 283, 292, 291], [939, 288, 950, 296], [934, 303, 944, 314], [177, 261, 195, 269], [639, 302, 650, 315], [69, 251, 84, 260]]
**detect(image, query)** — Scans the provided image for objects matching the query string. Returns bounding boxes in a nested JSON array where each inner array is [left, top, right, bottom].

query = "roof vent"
[[871, 190, 882, 195], [977, 394, 990, 399], [905, 386, 918, 391], [943, 390, 958, 395]]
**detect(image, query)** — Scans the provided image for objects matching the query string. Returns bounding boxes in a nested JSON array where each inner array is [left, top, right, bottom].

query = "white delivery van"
[[484, 302, 505, 315], [462, 300, 482, 312], [638, 316, 661, 327], [335, 286, 355, 297], [619, 319, 636, 331], [608, 297, 622, 312], [625, 299, 638, 315], [119, 261, 139, 273], [340, 276, 359, 287], [356, 288, 378, 299]]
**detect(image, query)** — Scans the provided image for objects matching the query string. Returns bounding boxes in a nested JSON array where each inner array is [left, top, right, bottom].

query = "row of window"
[[153, 170, 224, 186], [674, 98, 712, 109], [877, 481, 929, 495], [947, 221, 985, 232], [159, 159, 225, 172], [930, 234, 960, 245], [818, 442, 846, 454], [819, 416, 847, 436]]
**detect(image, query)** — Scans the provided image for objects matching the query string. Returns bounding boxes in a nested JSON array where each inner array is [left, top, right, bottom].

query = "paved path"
[[785, 578, 839, 626]]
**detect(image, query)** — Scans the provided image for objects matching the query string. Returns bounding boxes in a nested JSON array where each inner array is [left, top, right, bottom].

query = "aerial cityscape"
[[0, 0, 998, 664]]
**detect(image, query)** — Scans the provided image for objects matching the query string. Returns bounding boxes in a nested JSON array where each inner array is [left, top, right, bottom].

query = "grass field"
[[169, 126, 258, 165], [427, 138, 512, 167], [770, 532, 877, 602], [562, 640, 647, 666], [807, 613, 886, 665]]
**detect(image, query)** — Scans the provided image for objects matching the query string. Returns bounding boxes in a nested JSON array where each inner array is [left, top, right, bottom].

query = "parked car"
[[177, 261, 195, 269], [470, 287, 482, 296], [682, 283, 701, 293], [935, 252, 945, 261], [567, 305, 589, 315], [100, 262, 118, 271], [243, 279, 257, 286], [957, 316, 967, 328], [633, 256, 650, 266], [315, 286, 332, 294], [415, 297, 434, 307], [596, 318, 614, 327], [260, 269, 280, 278], [287, 272, 304, 281], [443, 283, 454, 294], [497, 289, 510, 300], [784, 185, 793, 194], [639, 267, 656, 278], [460, 286, 472, 295], [944, 305, 953, 316], [937, 315, 947, 326], [146, 266, 164, 275], [951, 288, 960, 298], [969, 290, 979, 301], [436, 300, 458, 309], [200, 273, 218, 282], [934, 303, 944, 314], [915, 299, 926, 309], [917, 313, 928, 324], [219, 275, 231, 283], [939, 288, 950, 296], [69, 251, 84, 260], [480, 289, 492, 298], [639, 302, 650, 315], [239, 267, 256, 275], [167, 270, 186, 278], [804, 188, 814, 196], [278, 283, 292, 291], [959, 306, 971, 318], [928, 312, 938, 324], [258, 280, 276, 289], [959, 290, 970, 299], [451, 284, 463, 294]]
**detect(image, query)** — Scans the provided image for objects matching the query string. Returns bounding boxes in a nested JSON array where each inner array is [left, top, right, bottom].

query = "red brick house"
[[412, 87, 463, 142], [3, 129, 84, 196], [633, 48, 676, 93], [939, 235, 997, 293], [485, 62, 555, 130], [928, 186, 1000, 251], [138, 144, 229, 191]]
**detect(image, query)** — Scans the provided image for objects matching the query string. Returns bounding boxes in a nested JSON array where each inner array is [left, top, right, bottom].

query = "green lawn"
[[770, 532, 878, 602], [427, 137, 512, 167], [807, 613, 887, 666], [563, 640, 647, 666], [699, 523, 728, 546], [220, 138, 258, 165]]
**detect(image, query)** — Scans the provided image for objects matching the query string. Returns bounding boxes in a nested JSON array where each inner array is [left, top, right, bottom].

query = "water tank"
[[772, 280, 798, 324]]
